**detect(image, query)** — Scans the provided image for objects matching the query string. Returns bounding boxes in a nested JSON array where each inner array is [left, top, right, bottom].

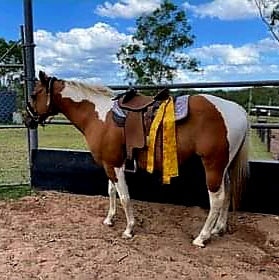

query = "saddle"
[[114, 88, 169, 172]]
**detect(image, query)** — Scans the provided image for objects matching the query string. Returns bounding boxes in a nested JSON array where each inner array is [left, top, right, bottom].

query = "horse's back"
[[199, 94, 248, 162]]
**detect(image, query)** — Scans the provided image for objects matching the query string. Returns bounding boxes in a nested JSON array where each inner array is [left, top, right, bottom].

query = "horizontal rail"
[[1, 122, 279, 129], [0, 125, 26, 129], [254, 105, 279, 111], [0, 120, 71, 129], [0, 64, 24, 68], [47, 121, 279, 129], [44, 120, 72, 125], [250, 123, 279, 129], [108, 80, 279, 91]]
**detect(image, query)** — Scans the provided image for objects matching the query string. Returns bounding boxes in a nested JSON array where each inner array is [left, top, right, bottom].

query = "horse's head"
[[25, 71, 59, 128]]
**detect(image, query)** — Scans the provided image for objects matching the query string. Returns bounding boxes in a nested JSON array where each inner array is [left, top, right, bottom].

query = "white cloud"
[[34, 23, 132, 83], [175, 38, 279, 83], [252, 37, 279, 52], [34, 20, 279, 85], [175, 63, 279, 85], [189, 44, 260, 65], [126, 26, 137, 34], [184, 0, 257, 20], [95, 0, 161, 19]]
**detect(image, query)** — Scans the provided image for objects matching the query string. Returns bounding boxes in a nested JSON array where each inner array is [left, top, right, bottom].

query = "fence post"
[[23, 0, 38, 156]]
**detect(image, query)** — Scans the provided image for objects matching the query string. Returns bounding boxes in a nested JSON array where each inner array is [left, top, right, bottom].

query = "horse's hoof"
[[122, 231, 133, 239], [103, 218, 114, 227], [192, 237, 205, 248]]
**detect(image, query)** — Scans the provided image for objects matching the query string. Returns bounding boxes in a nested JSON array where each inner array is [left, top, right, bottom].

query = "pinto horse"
[[25, 71, 248, 247]]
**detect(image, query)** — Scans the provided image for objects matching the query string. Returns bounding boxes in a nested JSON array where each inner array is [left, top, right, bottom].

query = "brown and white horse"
[[25, 71, 249, 247]]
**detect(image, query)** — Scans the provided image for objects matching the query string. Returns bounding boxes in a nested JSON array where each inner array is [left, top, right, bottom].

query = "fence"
[[0, 91, 17, 123], [26, 81, 279, 214], [252, 106, 279, 159], [1, 81, 279, 215]]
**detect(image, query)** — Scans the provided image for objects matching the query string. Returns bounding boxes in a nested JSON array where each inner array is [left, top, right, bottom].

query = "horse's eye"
[[31, 94, 36, 100]]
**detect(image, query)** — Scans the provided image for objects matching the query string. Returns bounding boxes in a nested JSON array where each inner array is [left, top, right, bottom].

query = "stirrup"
[[125, 159, 137, 173]]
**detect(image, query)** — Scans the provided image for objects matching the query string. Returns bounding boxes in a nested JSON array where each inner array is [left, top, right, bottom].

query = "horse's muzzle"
[[23, 114, 39, 129], [24, 102, 40, 129]]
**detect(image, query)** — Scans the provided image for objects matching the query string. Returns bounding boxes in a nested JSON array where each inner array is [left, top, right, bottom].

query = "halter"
[[26, 76, 58, 125]]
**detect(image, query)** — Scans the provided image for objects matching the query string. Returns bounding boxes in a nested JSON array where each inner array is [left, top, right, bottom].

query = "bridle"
[[26, 76, 58, 125]]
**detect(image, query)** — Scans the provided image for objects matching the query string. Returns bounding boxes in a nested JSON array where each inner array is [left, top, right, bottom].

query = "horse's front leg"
[[115, 166, 135, 238], [103, 180, 117, 226]]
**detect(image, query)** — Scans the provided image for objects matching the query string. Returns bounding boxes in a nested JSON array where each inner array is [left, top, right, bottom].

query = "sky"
[[0, 0, 278, 85]]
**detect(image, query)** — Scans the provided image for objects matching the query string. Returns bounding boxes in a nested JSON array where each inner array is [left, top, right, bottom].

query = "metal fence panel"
[[0, 91, 17, 123]]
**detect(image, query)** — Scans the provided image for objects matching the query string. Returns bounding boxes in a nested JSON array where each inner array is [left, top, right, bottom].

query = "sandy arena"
[[0, 191, 278, 279]]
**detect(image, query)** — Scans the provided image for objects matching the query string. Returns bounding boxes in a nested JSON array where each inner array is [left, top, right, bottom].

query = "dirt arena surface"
[[0, 191, 278, 280]]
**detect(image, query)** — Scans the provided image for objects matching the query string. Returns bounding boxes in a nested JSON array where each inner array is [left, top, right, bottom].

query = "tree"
[[117, 0, 198, 85], [252, 0, 279, 43], [0, 38, 22, 76], [0, 38, 24, 109]]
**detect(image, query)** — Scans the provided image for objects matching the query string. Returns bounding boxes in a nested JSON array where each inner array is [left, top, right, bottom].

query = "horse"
[[25, 71, 249, 248]]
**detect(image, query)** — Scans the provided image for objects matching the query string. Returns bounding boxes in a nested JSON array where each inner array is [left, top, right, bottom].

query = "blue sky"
[[0, 0, 278, 84]]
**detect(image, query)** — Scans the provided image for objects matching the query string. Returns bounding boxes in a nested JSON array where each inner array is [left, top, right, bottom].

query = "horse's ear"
[[39, 71, 48, 85]]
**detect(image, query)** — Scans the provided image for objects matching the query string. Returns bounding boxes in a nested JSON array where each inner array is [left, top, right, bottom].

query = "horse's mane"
[[65, 80, 113, 97]]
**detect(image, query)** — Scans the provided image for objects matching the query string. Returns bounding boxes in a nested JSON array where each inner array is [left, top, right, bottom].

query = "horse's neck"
[[55, 82, 113, 134]]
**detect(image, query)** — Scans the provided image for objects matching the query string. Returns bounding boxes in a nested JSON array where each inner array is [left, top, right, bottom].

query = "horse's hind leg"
[[103, 181, 117, 226], [114, 167, 135, 238], [193, 166, 226, 247], [211, 173, 230, 235]]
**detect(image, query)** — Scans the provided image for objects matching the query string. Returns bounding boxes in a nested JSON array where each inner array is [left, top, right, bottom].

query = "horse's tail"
[[229, 128, 249, 211]]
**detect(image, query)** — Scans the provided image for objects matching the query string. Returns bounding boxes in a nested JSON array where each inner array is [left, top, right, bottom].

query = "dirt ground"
[[0, 192, 278, 280]]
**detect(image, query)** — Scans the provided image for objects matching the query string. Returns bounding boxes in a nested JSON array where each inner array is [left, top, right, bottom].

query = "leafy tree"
[[0, 38, 24, 110], [0, 37, 22, 75], [252, 0, 279, 43], [117, 0, 198, 85]]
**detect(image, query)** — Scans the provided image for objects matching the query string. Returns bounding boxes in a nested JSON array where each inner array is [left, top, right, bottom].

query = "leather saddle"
[[114, 88, 169, 172]]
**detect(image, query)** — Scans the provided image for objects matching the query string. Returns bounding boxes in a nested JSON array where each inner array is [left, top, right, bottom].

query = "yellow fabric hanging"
[[146, 97, 179, 184]]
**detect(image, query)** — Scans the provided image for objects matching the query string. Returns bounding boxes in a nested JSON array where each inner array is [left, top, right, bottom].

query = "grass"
[[248, 129, 273, 160], [0, 185, 34, 200], [0, 128, 29, 185], [38, 125, 87, 150], [0, 123, 277, 200], [0, 125, 87, 200]]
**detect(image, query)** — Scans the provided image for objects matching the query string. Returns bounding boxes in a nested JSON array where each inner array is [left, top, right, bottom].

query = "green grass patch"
[[0, 185, 33, 200], [0, 128, 29, 185], [38, 125, 87, 150], [248, 129, 273, 160]]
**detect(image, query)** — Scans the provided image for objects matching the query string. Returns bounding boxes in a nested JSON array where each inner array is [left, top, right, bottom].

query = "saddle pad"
[[112, 94, 189, 125], [174, 95, 189, 121]]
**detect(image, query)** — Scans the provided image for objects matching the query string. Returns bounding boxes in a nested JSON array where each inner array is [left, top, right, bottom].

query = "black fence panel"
[[31, 149, 279, 215], [31, 149, 108, 195], [242, 160, 279, 215]]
